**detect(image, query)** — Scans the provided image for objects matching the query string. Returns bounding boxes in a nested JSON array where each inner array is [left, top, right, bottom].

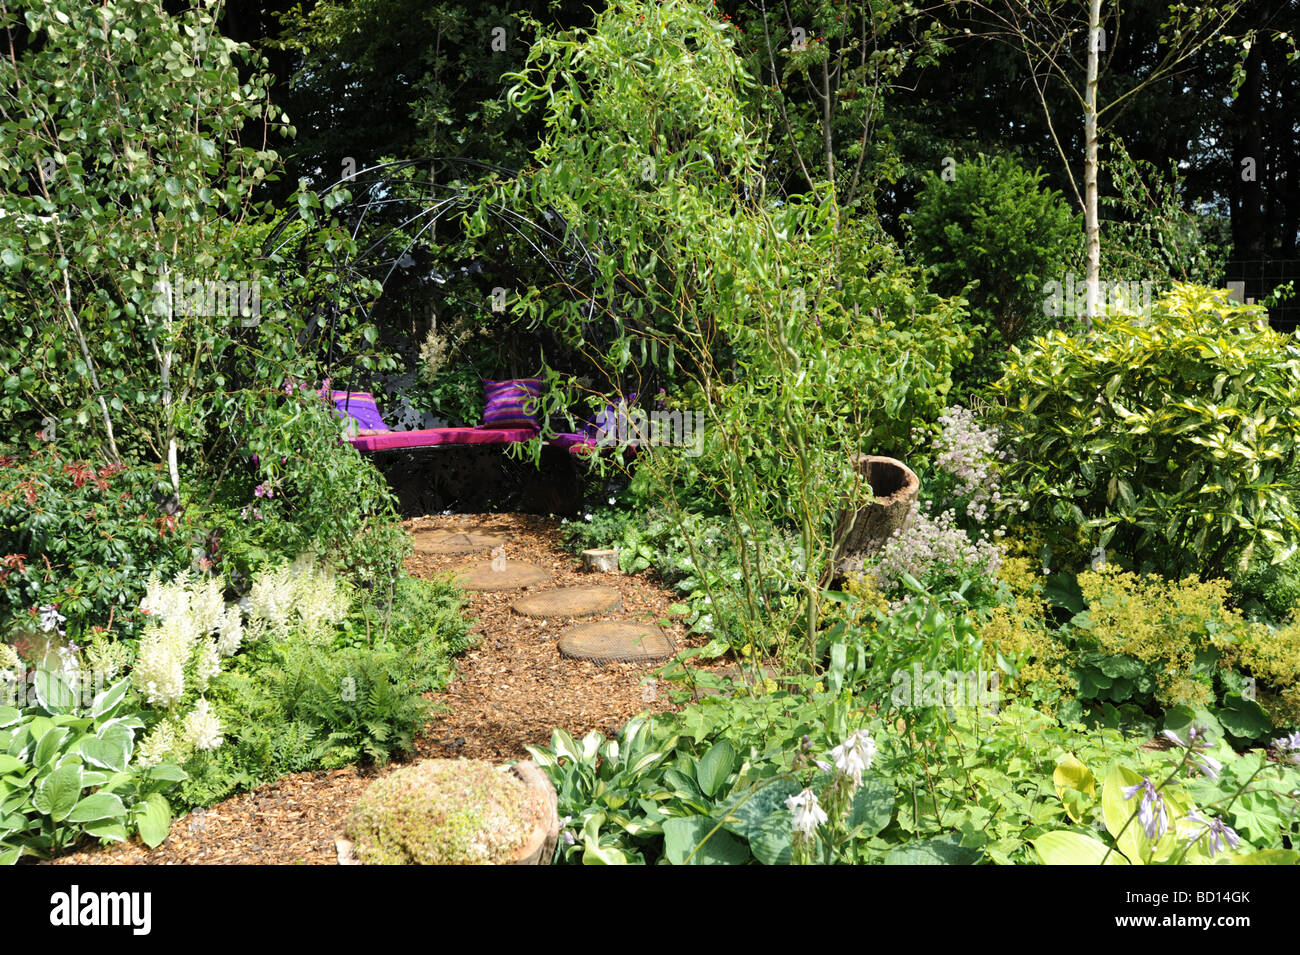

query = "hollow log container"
[[834, 454, 920, 579]]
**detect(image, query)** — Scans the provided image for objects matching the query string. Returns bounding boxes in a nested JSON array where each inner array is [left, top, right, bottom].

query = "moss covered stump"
[[341, 759, 558, 865]]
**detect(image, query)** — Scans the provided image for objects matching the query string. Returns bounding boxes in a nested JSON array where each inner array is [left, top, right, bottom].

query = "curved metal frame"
[[260, 157, 609, 392]]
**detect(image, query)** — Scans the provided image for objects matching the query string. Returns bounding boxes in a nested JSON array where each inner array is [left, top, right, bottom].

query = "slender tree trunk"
[[62, 269, 123, 464], [159, 265, 180, 494], [1084, 0, 1103, 325]]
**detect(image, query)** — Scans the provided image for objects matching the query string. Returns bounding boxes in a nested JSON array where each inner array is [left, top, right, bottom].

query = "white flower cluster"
[[184, 699, 224, 751], [244, 554, 350, 644], [870, 504, 1004, 594], [135, 698, 227, 768], [0, 642, 20, 679], [931, 405, 1006, 515], [134, 572, 240, 708]]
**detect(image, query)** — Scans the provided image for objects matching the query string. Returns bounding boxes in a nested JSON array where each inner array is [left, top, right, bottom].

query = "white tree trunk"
[[1084, 0, 1103, 326]]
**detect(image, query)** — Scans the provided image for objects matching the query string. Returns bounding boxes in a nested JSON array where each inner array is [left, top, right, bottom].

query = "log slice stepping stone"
[[511, 585, 622, 620], [558, 621, 673, 663], [412, 527, 508, 555], [453, 560, 552, 591]]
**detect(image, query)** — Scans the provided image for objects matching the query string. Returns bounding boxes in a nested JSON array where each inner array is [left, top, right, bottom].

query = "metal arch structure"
[[259, 157, 610, 387]]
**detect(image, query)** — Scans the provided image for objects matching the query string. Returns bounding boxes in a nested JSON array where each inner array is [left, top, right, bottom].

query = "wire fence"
[[1223, 259, 1300, 331]]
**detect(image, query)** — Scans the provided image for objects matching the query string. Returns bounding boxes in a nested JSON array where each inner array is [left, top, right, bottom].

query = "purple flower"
[[254, 484, 267, 498], [1272, 731, 1300, 764], [1185, 810, 1240, 858], [1121, 777, 1169, 842], [1162, 725, 1222, 778]]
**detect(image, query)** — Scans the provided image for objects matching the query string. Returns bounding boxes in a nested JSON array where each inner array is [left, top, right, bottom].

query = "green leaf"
[[883, 833, 981, 865], [33, 668, 76, 714], [1217, 695, 1272, 742], [0, 754, 24, 775], [79, 737, 129, 773], [663, 816, 750, 865], [1032, 830, 1126, 865], [723, 777, 800, 840], [90, 679, 130, 721], [34, 763, 83, 822], [847, 775, 894, 837], [135, 792, 172, 849], [747, 813, 792, 865], [693, 739, 735, 797], [1101, 764, 1146, 864], [66, 792, 125, 824]]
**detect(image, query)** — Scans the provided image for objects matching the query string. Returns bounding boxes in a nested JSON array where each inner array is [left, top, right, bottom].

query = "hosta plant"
[[0, 662, 185, 863]]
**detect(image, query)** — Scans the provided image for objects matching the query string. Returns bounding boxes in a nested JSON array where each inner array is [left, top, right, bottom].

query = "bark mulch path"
[[50, 512, 715, 865]]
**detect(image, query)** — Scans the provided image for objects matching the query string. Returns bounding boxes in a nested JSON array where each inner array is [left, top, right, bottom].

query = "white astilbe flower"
[[246, 554, 351, 644], [133, 616, 193, 707], [193, 638, 222, 692], [184, 699, 224, 751], [215, 605, 243, 657], [190, 576, 226, 635], [247, 562, 296, 639], [0, 643, 20, 678], [140, 571, 192, 622], [829, 730, 877, 792], [786, 788, 828, 840], [135, 720, 181, 768]]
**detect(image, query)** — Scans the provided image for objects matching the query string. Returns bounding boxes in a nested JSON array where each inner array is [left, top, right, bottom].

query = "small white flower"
[[829, 730, 876, 791], [608, 496, 616, 505], [38, 604, 66, 634], [786, 788, 827, 839]]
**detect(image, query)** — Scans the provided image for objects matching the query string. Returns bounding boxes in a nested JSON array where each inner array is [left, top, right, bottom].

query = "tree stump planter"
[[338, 758, 559, 865], [833, 454, 920, 581]]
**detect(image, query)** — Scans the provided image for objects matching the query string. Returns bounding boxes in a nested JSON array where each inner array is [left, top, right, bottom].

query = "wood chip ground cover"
[[50, 513, 720, 865]]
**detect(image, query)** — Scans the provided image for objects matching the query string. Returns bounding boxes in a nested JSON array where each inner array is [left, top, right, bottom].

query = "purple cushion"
[[350, 427, 536, 452], [331, 391, 390, 432], [482, 379, 542, 430]]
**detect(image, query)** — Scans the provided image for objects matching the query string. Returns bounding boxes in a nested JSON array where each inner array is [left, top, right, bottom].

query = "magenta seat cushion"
[[482, 378, 542, 430], [331, 391, 390, 432], [548, 432, 596, 453], [349, 427, 536, 453]]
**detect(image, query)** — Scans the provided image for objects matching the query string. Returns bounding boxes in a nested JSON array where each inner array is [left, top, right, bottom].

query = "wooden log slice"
[[412, 528, 508, 555], [581, 548, 620, 572], [557, 621, 673, 663], [453, 561, 552, 591], [511, 585, 622, 619]]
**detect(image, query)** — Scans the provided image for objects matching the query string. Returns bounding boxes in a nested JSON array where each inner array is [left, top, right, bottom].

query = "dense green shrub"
[[991, 284, 1300, 583], [533, 690, 1300, 865], [978, 563, 1300, 741], [906, 153, 1078, 381], [0, 445, 194, 634], [203, 386, 410, 587]]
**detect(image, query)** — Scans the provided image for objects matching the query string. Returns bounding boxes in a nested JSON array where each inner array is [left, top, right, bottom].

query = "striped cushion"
[[330, 391, 390, 432], [482, 379, 542, 430]]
